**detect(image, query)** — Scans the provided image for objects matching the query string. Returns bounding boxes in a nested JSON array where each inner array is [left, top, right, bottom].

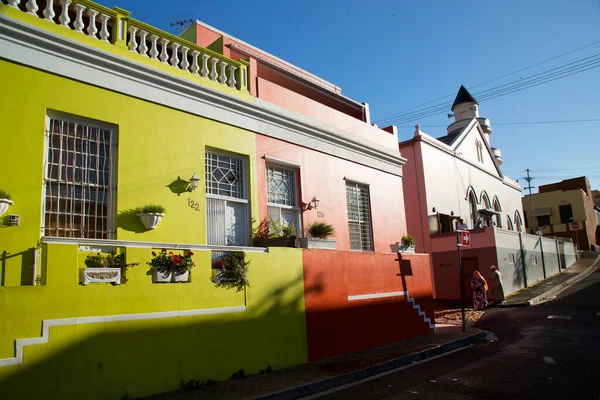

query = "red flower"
[[189, 251, 194, 256]]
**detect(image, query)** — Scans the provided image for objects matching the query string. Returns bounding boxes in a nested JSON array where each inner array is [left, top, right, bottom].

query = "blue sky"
[[98, 0, 600, 191]]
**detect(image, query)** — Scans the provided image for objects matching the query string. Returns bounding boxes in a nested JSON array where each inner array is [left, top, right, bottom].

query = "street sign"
[[459, 231, 471, 247], [572, 222, 579, 230]]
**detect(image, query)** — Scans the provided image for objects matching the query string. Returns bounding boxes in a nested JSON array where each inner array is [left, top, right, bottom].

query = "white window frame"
[[205, 149, 249, 246], [345, 180, 374, 252], [42, 113, 117, 240], [265, 163, 302, 236]]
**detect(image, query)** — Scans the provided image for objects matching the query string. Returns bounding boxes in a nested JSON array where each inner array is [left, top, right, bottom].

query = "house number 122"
[[188, 199, 200, 211]]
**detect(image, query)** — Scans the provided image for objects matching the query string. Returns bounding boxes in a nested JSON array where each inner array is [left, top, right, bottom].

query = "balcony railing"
[[1, 0, 249, 93]]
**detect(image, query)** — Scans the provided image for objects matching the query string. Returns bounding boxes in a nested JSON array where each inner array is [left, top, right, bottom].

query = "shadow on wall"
[[0, 256, 435, 400], [0, 248, 35, 287], [116, 208, 147, 233]]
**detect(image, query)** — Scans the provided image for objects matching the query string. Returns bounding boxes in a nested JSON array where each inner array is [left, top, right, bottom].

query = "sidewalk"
[[502, 253, 600, 306], [144, 326, 485, 400]]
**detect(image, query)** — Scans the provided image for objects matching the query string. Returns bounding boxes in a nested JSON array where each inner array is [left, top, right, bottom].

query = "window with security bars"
[[346, 181, 374, 251], [205, 151, 248, 246], [43, 116, 116, 239], [266, 165, 301, 235]]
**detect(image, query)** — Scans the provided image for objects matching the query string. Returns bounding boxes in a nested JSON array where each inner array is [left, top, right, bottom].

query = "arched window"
[[481, 192, 492, 227], [506, 215, 514, 231], [493, 197, 502, 228], [514, 211, 523, 232], [469, 192, 478, 229]]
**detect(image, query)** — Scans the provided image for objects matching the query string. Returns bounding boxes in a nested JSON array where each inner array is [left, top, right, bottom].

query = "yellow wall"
[[0, 58, 258, 286], [0, 245, 307, 399], [0, 60, 307, 399], [522, 190, 586, 226]]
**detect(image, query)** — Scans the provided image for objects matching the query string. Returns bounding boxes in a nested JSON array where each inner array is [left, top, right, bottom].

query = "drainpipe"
[[519, 231, 528, 287], [539, 236, 547, 280]]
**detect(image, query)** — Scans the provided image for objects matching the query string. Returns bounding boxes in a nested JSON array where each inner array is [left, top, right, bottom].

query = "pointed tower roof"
[[451, 85, 478, 110]]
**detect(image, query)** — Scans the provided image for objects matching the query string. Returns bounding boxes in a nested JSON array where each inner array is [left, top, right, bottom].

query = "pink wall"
[[256, 134, 406, 252], [303, 250, 434, 361], [257, 78, 397, 151]]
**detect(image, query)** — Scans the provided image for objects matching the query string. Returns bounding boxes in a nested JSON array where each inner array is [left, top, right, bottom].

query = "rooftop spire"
[[451, 85, 478, 110]]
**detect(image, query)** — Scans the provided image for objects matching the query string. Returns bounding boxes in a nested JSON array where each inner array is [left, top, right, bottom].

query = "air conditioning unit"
[[7, 214, 20, 226]]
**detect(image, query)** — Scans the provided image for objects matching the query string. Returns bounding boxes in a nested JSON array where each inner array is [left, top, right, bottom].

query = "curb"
[[251, 330, 486, 400], [527, 255, 600, 305]]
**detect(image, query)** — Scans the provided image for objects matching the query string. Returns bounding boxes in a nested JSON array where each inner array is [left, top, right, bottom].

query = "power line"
[[371, 39, 600, 126], [398, 118, 600, 128]]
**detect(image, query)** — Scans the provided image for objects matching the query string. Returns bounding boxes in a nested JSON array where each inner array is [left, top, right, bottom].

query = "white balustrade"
[[200, 53, 210, 78], [7, 0, 20, 9], [86, 9, 98, 38], [169, 42, 180, 67], [190, 50, 200, 75], [209, 58, 219, 81], [26, 0, 38, 15], [159, 38, 169, 63], [227, 65, 237, 88], [43, 0, 55, 20], [98, 14, 110, 42], [73, 3, 85, 33], [59, 0, 72, 27], [218, 61, 228, 84], [149, 34, 159, 60], [139, 30, 149, 56], [128, 26, 138, 53], [180, 46, 190, 72]]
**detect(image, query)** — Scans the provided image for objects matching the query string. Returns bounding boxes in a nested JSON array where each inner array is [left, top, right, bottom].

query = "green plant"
[[252, 216, 296, 243], [147, 249, 195, 272], [213, 252, 250, 292], [84, 253, 139, 269], [231, 368, 247, 380], [281, 225, 295, 237], [180, 379, 201, 390], [305, 221, 335, 239], [401, 235, 415, 247], [136, 204, 166, 214], [0, 189, 11, 200]]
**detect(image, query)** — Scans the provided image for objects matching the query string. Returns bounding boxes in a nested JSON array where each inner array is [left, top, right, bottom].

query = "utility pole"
[[524, 169, 536, 231]]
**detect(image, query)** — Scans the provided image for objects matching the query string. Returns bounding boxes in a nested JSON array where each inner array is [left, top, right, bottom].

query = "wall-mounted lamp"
[[305, 196, 320, 210], [188, 172, 200, 192]]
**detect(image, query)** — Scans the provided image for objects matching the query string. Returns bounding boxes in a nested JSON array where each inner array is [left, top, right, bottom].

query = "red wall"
[[256, 135, 406, 252], [303, 250, 435, 361]]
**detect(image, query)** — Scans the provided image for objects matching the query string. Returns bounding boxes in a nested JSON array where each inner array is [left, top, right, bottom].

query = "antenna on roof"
[[447, 113, 454, 119], [169, 14, 194, 35]]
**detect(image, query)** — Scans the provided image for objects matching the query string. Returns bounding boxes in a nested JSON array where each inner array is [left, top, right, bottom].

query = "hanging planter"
[[148, 250, 194, 283], [135, 204, 166, 230], [0, 189, 13, 218]]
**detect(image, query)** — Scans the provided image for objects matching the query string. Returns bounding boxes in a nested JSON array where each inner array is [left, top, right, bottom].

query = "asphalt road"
[[315, 269, 600, 400]]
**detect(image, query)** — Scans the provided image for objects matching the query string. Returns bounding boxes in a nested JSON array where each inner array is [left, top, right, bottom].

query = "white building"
[[400, 86, 575, 300]]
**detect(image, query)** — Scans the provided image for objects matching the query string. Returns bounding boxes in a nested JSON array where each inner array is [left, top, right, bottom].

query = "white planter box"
[[137, 213, 164, 229], [82, 268, 121, 285], [0, 199, 13, 218], [152, 267, 172, 283], [172, 269, 190, 283], [391, 243, 415, 253], [298, 238, 337, 250]]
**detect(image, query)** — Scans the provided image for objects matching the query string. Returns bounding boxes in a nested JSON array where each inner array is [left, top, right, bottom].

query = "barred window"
[[266, 165, 300, 235], [44, 116, 116, 239], [346, 181, 373, 251], [205, 150, 248, 246]]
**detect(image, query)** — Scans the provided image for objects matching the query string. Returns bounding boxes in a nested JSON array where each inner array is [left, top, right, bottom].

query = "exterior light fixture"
[[188, 172, 200, 192], [305, 196, 320, 210]]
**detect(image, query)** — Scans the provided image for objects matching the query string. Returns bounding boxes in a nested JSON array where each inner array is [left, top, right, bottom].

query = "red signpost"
[[456, 230, 471, 332]]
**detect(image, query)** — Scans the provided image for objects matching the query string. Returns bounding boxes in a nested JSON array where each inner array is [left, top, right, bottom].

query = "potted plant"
[[396, 235, 415, 253], [82, 252, 138, 285], [0, 189, 13, 218], [212, 252, 250, 292], [147, 249, 195, 283], [298, 221, 336, 250], [136, 204, 166, 229], [252, 216, 297, 248]]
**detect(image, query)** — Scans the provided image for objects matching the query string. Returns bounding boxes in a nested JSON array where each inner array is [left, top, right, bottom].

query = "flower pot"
[[152, 267, 172, 283], [0, 199, 14, 218], [82, 268, 121, 285], [253, 236, 297, 248], [172, 269, 190, 283], [137, 213, 164, 229], [398, 244, 415, 253], [213, 268, 236, 282], [298, 237, 336, 250]]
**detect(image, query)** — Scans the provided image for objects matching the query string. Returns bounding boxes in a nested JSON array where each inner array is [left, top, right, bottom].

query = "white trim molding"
[[0, 14, 405, 176], [0, 305, 246, 368], [347, 290, 436, 331], [263, 155, 302, 169]]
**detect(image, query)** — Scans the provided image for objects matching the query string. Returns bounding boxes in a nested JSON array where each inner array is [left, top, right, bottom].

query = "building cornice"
[[0, 14, 404, 176]]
